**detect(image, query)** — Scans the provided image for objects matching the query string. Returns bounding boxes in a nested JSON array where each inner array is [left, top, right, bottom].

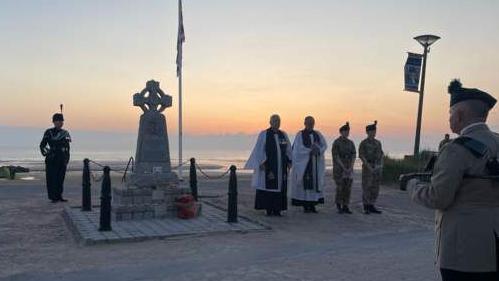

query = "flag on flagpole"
[[176, 0, 185, 77]]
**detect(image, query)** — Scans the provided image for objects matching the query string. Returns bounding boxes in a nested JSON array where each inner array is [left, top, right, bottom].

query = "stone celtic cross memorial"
[[112, 80, 191, 221], [130, 80, 177, 187]]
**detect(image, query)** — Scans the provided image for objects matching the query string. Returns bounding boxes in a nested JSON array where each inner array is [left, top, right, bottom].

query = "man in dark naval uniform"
[[40, 113, 71, 203]]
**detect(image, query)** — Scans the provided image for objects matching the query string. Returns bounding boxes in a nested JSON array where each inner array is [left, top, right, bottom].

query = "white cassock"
[[244, 129, 292, 192], [291, 130, 327, 205]]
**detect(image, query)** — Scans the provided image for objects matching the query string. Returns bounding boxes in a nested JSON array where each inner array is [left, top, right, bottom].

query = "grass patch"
[[382, 150, 436, 184]]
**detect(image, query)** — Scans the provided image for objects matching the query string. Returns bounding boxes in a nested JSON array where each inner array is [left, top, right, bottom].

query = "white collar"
[[459, 122, 486, 135]]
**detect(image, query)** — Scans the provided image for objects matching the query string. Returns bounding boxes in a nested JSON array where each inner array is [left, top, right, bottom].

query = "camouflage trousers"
[[334, 178, 353, 205], [362, 167, 381, 205]]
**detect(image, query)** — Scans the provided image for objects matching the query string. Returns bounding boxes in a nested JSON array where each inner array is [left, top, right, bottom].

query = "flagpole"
[[178, 63, 183, 180], [177, 0, 185, 181], [177, 0, 184, 181]]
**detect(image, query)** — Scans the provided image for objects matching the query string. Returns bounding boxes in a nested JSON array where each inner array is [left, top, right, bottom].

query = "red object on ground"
[[175, 194, 197, 219]]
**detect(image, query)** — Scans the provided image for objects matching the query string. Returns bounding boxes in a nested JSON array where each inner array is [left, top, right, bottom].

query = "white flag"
[[176, 0, 185, 77]]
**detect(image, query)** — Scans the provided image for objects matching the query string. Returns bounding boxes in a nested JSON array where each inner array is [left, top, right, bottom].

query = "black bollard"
[[99, 166, 112, 231], [227, 165, 238, 223], [82, 159, 92, 211], [189, 158, 198, 201]]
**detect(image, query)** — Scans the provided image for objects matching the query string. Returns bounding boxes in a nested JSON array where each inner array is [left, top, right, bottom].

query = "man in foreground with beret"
[[407, 79, 499, 280], [40, 112, 71, 203]]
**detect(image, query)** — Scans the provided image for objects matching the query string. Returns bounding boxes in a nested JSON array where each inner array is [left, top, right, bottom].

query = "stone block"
[[132, 212, 144, 220], [154, 205, 167, 217], [113, 195, 121, 205], [143, 196, 152, 204], [133, 195, 143, 205], [144, 211, 154, 219], [152, 190, 164, 201], [112, 212, 120, 221], [122, 212, 132, 220]]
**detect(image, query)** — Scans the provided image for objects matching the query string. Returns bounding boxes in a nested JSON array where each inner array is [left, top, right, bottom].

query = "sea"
[[0, 126, 444, 174]]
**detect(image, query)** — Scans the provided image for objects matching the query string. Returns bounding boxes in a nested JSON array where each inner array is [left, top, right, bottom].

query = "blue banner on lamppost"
[[404, 52, 423, 92]]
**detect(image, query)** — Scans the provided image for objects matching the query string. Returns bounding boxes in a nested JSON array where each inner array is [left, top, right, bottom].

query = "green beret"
[[366, 120, 377, 132], [339, 122, 350, 132]]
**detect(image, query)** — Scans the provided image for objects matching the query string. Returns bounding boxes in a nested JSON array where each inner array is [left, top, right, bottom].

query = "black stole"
[[301, 130, 321, 191], [264, 128, 288, 190]]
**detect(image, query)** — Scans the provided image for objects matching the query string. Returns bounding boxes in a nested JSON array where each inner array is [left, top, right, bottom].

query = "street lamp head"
[[414, 34, 441, 47]]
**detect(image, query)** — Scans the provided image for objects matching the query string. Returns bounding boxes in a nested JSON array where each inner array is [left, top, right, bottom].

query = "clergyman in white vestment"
[[291, 116, 327, 213], [245, 115, 292, 216]]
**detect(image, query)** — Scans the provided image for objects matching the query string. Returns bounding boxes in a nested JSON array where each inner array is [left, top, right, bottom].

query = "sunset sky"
[[1, 0, 499, 140]]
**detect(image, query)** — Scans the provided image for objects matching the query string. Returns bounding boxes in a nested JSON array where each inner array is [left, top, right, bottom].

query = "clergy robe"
[[245, 128, 292, 211], [291, 129, 327, 206]]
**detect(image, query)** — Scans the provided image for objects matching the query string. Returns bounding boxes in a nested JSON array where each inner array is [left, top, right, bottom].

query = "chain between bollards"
[[227, 165, 238, 223], [82, 158, 92, 211], [189, 158, 198, 201], [99, 166, 112, 231]]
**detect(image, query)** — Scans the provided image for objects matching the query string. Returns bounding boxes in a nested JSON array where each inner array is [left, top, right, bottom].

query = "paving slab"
[[63, 202, 270, 245]]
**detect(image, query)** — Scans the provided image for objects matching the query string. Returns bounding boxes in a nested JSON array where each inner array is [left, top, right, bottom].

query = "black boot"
[[266, 209, 273, 216], [303, 206, 311, 213], [272, 210, 282, 217], [369, 205, 382, 214], [363, 204, 370, 215], [342, 205, 353, 214], [336, 203, 344, 214]]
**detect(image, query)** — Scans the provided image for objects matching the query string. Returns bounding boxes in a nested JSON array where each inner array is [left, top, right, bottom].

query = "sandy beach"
[[0, 170, 438, 281]]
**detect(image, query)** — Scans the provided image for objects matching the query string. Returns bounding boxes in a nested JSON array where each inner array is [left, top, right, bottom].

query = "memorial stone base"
[[112, 184, 199, 221]]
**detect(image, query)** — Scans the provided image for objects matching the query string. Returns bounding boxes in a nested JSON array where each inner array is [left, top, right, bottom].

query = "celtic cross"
[[133, 80, 172, 113]]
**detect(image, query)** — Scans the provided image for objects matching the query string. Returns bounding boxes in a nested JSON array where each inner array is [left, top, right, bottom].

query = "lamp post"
[[413, 34, 440, 156]]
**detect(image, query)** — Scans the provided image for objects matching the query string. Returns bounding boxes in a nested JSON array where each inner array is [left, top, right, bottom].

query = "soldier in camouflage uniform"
[[358, 120, 383, 214], [331, 122, 356, 214], [438, 133, 451, 151]]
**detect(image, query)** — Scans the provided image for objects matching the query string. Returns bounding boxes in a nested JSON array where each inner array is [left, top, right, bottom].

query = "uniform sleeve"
[[39, 130, 49, 156], [377, 141, 384, 165], [358, 141, 365, 160], [65, 139, 71, 162], [377, 141, 384, 161], [408, 144, 467, 210], [331, 141, 339, 164], [64, 131, 71, 162]]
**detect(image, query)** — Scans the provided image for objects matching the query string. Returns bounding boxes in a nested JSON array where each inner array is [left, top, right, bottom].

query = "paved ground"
[[64, 203, 269, 245], [0, 171, 439, 281]]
